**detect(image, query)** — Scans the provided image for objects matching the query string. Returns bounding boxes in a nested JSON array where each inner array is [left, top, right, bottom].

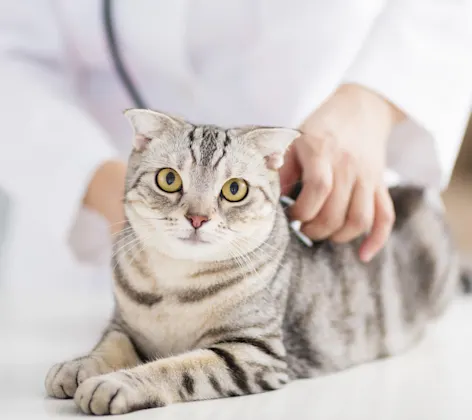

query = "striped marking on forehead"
[[188, 126, 231, 168]]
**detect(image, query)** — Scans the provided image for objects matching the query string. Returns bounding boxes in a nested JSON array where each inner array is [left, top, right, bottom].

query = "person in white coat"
[[0, 0, 471, 291]]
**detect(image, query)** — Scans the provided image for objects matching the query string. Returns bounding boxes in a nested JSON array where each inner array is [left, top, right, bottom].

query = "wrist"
[[83, 160, 127, 234], [339, 83, 405, 125]]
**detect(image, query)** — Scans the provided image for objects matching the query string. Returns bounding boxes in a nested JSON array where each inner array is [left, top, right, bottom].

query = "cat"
[[45, 109, 466, 415]]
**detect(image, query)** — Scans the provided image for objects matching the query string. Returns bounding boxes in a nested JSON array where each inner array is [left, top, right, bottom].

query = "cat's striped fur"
[[46, 110, 463, 415]]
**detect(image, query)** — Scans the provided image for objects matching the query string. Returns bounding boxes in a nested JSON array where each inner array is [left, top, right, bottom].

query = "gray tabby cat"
[[45, 109, 466, 415]]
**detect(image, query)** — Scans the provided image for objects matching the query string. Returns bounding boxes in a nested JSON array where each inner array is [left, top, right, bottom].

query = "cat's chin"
[[178, 237, 211, 245], [151, 238, 231, 262], [177, 231, 211, 245]]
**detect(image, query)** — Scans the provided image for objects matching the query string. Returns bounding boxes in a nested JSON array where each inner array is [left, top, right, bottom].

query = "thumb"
[[279, 145, 301, 196]]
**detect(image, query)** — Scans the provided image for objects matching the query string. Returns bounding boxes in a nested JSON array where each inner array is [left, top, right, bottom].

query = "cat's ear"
[[239, 127, 301, 170], [123, 109, 187, 151]]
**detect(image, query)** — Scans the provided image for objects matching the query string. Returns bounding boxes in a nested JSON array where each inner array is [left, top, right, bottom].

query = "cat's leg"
[[74, 338, 288, 415], [45, 326, 141, 399]]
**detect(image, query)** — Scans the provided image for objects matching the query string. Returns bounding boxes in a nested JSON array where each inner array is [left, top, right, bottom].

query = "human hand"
[[279, 84, 405, 262], [83, 160, 127, 235]]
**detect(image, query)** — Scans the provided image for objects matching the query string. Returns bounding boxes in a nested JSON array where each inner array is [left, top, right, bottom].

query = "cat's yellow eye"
[[221, 178, 249, 202], [156, 168, 183, 193]]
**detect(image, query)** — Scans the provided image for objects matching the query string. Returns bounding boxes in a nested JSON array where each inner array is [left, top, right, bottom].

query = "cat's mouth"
[[178, 232, 211, 245]]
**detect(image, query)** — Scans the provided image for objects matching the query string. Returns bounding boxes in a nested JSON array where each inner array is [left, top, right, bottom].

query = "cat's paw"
[[74, 372, 149, 415], [45, 357, 107, 399]]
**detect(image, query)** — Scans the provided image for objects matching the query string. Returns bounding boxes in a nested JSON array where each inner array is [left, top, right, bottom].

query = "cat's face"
[[123, 109, 299, 262]]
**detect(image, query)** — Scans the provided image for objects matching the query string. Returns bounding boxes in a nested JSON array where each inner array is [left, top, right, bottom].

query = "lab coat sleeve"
[[343, 0, 472, 189], [0, 0, 119, 241]]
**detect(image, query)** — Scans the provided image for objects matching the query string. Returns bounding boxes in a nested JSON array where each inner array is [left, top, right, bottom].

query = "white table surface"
[[1, 283, 471, 420]]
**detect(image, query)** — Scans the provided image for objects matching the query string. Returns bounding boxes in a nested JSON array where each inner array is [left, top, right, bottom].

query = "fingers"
[[358, 187, 395, 262], [289, 157, 333, 222], [300, 152, 356, 239], [330, 180, 374, 243], [280, 132, 394, 259], [287, 135, 335, 221]]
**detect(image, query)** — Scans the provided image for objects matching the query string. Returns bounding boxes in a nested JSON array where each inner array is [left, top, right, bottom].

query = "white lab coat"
[[0, 0, 471, 292]]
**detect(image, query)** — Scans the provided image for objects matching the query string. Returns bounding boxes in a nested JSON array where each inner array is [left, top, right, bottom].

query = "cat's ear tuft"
[[239, 127, 301, 170], [123, 109, 187, 151]]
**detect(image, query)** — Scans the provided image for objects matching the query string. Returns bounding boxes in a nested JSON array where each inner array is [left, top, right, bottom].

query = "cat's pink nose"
[[185, 214, 209, 229]]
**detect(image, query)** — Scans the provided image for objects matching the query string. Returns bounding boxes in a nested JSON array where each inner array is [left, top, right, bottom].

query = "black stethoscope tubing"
[[103, 0, 148, 109]]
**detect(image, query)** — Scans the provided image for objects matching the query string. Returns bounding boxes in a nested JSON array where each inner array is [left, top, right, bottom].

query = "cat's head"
[[123, 109, 300, 262]]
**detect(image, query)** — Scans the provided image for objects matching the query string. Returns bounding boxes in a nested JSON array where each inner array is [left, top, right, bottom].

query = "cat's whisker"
[[229, 235, 307, 283], [108, 219, 132, 228], [111, 241, 141, 264], [113, 232, 137, 249], [113, 225, 153, 244], [111, 236, 144, 261], [111, 226, 136, 237], [125, 236, 153, 270], [227, 248, 252, 279], [235, 239, 286, 266], [111, 234, 153, 273], [226, 248, 243, 271], [110, 222, 157, 239], [229, 241, 266, 284], [112, 220, 158, 237], [232, 234, 280, 255]]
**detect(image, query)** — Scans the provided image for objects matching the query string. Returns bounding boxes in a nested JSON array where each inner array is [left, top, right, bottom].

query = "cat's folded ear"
[[238, 127, 301, 170], [123, 109, 188, 151]]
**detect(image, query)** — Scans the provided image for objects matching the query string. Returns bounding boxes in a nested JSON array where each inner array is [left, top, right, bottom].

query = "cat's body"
[[114, 188, 456, 378], [45, 110, 462, 415]]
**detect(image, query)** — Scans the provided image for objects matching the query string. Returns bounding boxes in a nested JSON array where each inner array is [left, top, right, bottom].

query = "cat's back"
[[282, 187, 459, 378]]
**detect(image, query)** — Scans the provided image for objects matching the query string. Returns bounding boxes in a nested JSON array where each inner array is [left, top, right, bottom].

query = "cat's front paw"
[[74, 372, 152, 415], [45, 357, 108, 399]]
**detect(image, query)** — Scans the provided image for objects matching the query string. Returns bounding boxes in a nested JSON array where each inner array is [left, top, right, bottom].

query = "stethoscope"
[[103, 0, 314, 247], [103, 0, 148, 109]]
